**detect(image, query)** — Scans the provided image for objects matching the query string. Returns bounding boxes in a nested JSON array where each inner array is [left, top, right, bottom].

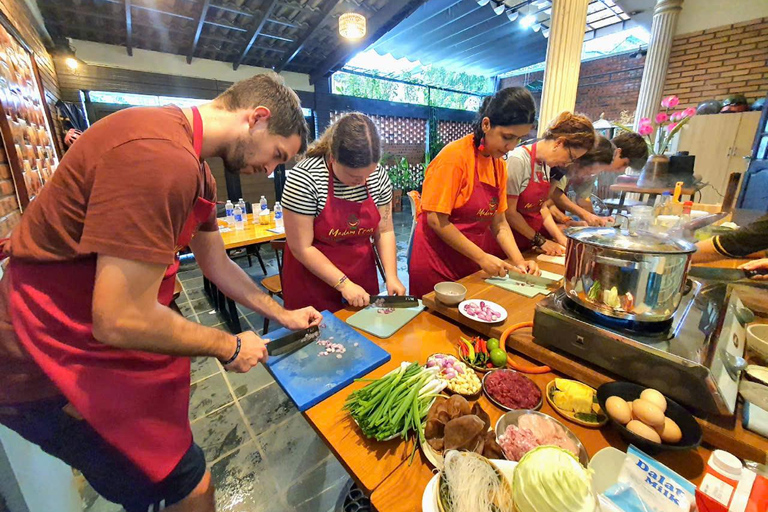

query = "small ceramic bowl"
[[434, 282, 467, 306], [747, 324, 768, 359]]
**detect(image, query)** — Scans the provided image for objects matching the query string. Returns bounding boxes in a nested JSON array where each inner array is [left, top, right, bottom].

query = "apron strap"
[[524, 143, 547, 182]]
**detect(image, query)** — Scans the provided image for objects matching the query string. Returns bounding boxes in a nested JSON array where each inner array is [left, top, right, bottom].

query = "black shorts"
[[0, 396, 206, 512]]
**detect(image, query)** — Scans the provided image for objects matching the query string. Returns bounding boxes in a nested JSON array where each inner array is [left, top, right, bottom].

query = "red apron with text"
[[6, 106, 215, 482], [512, 143, 550, 251], [282, 163, 380, 312], [409, 150, 503, 299]]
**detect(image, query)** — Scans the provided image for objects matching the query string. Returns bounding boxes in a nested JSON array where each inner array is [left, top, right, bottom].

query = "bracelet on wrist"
[[334, 275, 348, 290], [221, 335, 241, 365], [531, 232, 545, 248]]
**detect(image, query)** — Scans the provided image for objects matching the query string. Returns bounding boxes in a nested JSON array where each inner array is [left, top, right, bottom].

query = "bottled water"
[[234, 205, 245, 231], [238, 198, 247, 219], [274, 202, 283, 229], [260, 195, 268, 211], [225, 200, 234, 226]]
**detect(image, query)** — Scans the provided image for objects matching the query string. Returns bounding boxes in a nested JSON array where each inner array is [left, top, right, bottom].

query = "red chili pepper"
[[487, 362, 493, 368]]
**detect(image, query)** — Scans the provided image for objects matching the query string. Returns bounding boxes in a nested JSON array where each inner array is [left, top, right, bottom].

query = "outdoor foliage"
[[384, 157, 425, 192]]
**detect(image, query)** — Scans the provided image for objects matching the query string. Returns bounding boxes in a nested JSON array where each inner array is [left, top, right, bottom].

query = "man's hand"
[[583, 213, 613, 227], [223, 331, 268, 373], [386, 277, 406, 296], [539, 239, 566, 256], [279, 307, 323, 330], [479, 253, 514, 278], [739, 258, 768, 281]]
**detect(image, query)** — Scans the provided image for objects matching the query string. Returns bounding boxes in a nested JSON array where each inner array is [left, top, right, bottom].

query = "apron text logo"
[[328, 227, 375, 238]]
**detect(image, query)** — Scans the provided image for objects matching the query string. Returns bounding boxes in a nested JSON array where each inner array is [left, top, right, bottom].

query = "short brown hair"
[[612, 131, 649, 168], [574, 135, 615, 167], [542, 112, 596, 151], [215, 73, 308, 153], [305, 113, 380, 168]]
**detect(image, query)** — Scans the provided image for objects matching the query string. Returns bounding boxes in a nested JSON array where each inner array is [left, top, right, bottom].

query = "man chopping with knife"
[[0, 73, 321, 512]]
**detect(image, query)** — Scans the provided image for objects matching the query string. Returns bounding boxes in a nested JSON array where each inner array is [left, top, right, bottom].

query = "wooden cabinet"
[[675, 111, 761, 204]]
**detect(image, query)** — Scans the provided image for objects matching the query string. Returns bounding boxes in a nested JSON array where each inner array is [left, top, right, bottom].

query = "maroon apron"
[[409, 149, 503, 299], [6, 106, 215, 482], [282, 161, 381, 312], [512, 143, 551, 251]]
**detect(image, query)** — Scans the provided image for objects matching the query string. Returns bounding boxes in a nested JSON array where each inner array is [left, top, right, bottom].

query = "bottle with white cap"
[[225, 200, 234, 226], [233, 205, 245, 231], [237, 198, 247, 220], [274, 201, 283, 229], [259, 195, 268, 212], [696, 449, 742, 511]]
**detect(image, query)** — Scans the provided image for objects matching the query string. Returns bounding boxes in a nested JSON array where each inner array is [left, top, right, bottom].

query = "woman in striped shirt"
[[281, 113, 404, 311]]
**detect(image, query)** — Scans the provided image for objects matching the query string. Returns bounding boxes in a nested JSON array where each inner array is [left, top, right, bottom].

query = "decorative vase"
[[637, 154, 670, 188]]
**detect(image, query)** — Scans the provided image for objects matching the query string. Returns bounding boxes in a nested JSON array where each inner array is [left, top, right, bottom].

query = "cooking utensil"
[[505, 271, 561, 288], [266, 326, 320, 356], [369, 295, 420, 308], [345, 300, 425, 339], [564, 227, 696, 322], [688, 266, 768, 282], [494, 410, 589, 466]]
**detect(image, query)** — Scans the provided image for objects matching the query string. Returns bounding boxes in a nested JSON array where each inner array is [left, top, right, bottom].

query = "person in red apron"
[[281, 113, 404, 311], [0, 74, 321, 512], [505, 111, 596, 256], [409, 88, 540, 299]]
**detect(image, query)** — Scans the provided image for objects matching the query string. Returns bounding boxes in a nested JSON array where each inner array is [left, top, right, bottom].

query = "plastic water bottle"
[[234, 205, 244, 231], [260, 195, 268, 212], [274, 201, 283, 229], [237, 198, 247, 221], [225, 200, 234, 226]]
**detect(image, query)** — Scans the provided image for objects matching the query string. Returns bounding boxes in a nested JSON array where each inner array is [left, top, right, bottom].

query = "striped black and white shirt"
[[282, 156, 394, 217]]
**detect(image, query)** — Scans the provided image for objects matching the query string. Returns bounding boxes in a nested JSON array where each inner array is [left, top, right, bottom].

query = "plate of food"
[[457, 336, 508, 373], [421, 395, 503, 470], [495, 410, 589, 466], [546, 379, 608, 427], [482, 369, 542, 411], [458, 300, 507, 324], [426, 354, 482, 396]]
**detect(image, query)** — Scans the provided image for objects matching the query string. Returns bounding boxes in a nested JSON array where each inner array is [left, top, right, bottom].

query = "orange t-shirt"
[[420, 134, 508, 216]]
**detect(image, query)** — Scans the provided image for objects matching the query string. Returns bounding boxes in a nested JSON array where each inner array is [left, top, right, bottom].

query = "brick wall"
[[663, 17, 768, 109], [501, 52, 646, 123]]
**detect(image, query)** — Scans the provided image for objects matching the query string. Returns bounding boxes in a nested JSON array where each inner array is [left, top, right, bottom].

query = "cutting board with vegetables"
[[265, 311, 390, 411], [485, 270, 564, 297], [345, 301, 425, 338]]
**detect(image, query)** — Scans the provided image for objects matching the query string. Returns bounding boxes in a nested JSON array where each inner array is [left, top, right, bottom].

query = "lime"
[[490, 348, 507, 367], [487, 338, 500, 352]]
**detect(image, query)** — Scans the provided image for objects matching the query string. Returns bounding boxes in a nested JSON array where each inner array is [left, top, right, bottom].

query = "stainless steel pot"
[[563, 227, 697, 322]]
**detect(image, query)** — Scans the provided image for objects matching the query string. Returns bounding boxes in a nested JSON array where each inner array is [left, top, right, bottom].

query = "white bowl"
[[434, 282, 466, 306], [747, 324, 768, 359]]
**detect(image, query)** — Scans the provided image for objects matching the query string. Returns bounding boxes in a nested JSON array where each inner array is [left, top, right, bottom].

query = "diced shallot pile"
[[317, 337, 346, 358], [376, 308, 395, 315], [463, 301, 502, 322], [426, 354, 465, 380]]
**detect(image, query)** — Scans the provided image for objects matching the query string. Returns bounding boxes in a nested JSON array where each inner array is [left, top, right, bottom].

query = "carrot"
[[500, 321, 552, 374]]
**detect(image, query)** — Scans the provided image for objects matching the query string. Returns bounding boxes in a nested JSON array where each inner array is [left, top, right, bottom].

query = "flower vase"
[[637, 154, 671, 188]]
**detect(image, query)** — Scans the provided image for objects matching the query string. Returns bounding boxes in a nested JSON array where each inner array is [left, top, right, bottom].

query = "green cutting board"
[[486, 270, 564, 297], [346, 301, 425, 339]]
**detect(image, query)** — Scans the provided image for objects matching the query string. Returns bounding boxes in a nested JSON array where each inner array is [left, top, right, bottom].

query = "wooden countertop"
[[609, 183, 702, 195], [216, 214, 284, 250]]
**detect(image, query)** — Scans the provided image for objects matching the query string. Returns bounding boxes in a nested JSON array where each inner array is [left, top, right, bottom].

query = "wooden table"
[[608, 182, 704, 214]]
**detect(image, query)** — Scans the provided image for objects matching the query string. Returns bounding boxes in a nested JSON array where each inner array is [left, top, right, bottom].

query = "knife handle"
[[745, 268, 768, 278]]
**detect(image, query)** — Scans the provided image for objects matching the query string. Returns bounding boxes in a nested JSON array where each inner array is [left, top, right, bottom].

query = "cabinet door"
[[725, 112, 762, 199], [676, 114, 741, 204]]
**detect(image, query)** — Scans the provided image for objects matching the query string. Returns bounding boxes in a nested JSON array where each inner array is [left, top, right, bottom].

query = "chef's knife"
[[689, 266, 768, 282], [503, 272, 560, 288], [369, 295, 420, 308], [266, 326, 320, 356]]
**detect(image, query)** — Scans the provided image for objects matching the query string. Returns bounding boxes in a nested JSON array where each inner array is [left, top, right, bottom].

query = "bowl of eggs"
[[596, 382, 702, 453]]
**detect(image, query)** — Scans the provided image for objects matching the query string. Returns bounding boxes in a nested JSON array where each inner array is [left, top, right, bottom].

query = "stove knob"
[[735, 307, 755, 325]]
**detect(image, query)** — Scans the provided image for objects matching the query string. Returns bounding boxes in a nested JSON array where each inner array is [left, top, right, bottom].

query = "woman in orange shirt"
[[409, 87, 539, 298]]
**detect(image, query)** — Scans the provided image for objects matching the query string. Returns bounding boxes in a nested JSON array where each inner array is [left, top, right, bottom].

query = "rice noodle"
[[442, 451, 510, 512]]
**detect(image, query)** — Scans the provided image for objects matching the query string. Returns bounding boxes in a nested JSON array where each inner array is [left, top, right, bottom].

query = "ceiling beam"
[[187, 0, 211, 64], [273, 0, 344, 73], [124, 0, 133, 55], [232, 0, 280, 70], [310, 0, 429, 84]]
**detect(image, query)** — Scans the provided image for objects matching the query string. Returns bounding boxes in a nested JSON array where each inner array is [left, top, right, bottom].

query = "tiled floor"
[[81, 207, 414, 512]]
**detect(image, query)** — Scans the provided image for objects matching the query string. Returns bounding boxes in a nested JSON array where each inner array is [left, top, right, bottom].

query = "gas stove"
[[533, 280, 751, 416]]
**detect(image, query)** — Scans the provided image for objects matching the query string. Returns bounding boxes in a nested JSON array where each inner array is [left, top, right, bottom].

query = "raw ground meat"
[[498, 425, 539, 461], [485, 371, 541, 409], [518, 414, 579, 456]]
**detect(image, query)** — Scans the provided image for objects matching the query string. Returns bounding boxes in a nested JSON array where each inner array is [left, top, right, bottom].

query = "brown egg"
[[632, 399, 665, 428], [658, 417, 683, 444], [640, 389, 667, 413], [606, 396, 632, 425], [627, 420, 662, 443]]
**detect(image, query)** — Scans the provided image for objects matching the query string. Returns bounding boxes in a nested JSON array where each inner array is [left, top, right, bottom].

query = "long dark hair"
[[473, 87, 536, 147], [306, 112, 380, 168]]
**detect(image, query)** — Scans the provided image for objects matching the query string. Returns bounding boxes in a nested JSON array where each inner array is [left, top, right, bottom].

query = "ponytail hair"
[[473, 87, 536, 147], [306, 112, 381, 168], [542, 112, 596, 151]]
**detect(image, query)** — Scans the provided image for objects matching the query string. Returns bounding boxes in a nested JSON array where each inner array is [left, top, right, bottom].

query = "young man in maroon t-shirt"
[[0, 73, 321, 511]]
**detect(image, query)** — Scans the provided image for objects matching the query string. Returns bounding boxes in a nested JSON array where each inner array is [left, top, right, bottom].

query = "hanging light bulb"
[[65, 57, 79, 70], [506, 9, 519, 21], [339, 13, 366, 40]]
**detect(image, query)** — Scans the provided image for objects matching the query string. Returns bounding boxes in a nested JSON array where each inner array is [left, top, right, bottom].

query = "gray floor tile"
[[179, 301, 196, 318], [198, 309, 229, 327], [191, 297, 215, 313], [191, 403, 250, 463], [283, 456, 350, 506], [191, 356, 220, 383], [240, 382, 298, 435], [186, 287, 207, 302], [293, 477, 347, 512], [210, 441, 284, 512], [225, 364, 274, 398], [189, 373, 234, 421], [256, 413, 330, 486], [183, 276, 204, 290], [179, 268, 202, 281]]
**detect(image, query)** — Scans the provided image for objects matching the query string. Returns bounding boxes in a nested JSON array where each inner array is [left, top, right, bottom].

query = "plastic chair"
[[406, 191, 421, 263], [261, 240, 285, 334]]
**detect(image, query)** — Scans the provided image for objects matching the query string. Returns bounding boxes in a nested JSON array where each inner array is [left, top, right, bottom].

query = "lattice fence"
[[438, 120, 473, 144], [330, 112, 427, 164]]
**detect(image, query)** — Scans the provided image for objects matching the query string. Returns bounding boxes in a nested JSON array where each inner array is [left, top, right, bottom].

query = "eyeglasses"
[[564, 146, 576, 165]]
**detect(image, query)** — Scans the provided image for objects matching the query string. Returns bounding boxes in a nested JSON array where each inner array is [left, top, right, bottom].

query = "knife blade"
[[505, 272, 560, 288], [369, 295, 420, 308], [689, 266, 768, 282], [266, 326, 320, 356]]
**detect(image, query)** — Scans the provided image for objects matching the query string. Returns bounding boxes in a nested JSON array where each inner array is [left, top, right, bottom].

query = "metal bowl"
[[482, 369, 543, 411], [494, 410, 589, 466]]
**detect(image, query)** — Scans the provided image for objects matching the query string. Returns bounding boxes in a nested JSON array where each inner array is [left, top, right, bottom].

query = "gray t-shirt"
[[506, 145, 550, 197]]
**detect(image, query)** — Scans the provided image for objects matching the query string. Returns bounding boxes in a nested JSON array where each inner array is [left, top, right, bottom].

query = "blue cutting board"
[[265, 311, 391, 411], [345, 301, 425, 339]]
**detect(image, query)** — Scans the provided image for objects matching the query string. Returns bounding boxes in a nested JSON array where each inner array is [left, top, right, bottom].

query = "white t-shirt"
[[281, 156, 393, 217], [506, 145, 550, 197]]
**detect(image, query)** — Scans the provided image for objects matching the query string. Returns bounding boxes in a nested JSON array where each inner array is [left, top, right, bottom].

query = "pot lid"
[[565, 227, 697, 254]]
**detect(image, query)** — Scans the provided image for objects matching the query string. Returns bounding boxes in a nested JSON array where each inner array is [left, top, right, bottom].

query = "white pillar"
[[538, 0, 590, 137], [634, 0, 684, 129]]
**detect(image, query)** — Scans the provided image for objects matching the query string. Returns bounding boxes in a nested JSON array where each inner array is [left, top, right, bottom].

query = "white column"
[[538, 0, 590, 137], [634, 0, 684, 129]]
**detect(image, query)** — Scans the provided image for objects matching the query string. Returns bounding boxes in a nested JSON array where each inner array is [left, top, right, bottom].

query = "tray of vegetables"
[[427, 354, 482, 396], [458, 336, 508, 372]]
